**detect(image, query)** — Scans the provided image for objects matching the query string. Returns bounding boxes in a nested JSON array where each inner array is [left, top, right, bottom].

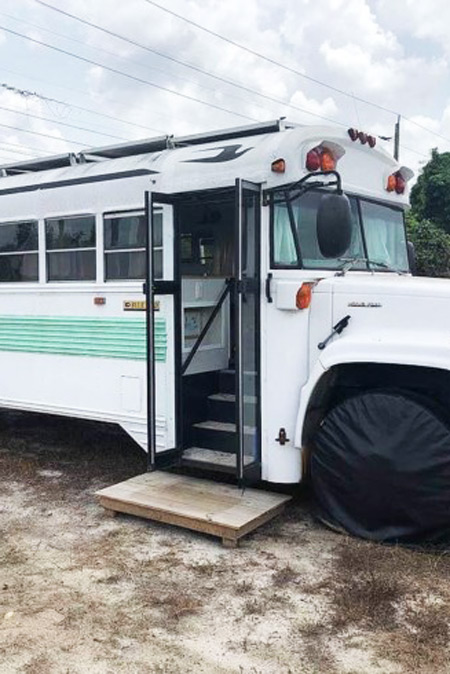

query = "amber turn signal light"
[[386, 172, 406, 194], [386, 174, 397, 192], [320, 150, 336, 171], [296, 283, 314, 310]]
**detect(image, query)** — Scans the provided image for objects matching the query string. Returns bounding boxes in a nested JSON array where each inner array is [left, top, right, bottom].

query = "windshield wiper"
[[336, 257, 406, 276]]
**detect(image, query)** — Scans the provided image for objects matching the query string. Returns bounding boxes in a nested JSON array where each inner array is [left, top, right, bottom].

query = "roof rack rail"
[[0, 118, 295, 176]]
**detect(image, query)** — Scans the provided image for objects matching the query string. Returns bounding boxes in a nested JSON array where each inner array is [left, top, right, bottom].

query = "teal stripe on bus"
[[0, 316, 167, 361]]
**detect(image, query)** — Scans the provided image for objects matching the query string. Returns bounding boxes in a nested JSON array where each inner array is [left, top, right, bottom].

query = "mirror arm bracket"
[[265, 170, 343, 204]]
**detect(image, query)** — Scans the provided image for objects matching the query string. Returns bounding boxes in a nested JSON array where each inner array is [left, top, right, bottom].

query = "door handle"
[[265, 273, 273, 303]]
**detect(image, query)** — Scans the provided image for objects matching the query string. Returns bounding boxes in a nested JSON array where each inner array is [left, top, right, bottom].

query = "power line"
[[0, 139, 47, 156], [0, 102, 129, 141], [34, 1, 346, 127], [0, 147, 40, 159], [0, 144, 44, 158], [399, 144, 429, 159], [142, 0, 450, 147], [0, 121, 91, 147], [0, 8, 255, 116], [0, 25, 256, 123], [0, 152, 34, 163], [142, 0, 400, 115], [0, 76, 165, 135]]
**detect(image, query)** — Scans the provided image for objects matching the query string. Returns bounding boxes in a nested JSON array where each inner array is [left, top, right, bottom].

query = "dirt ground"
[[1, 412, 450, 673]]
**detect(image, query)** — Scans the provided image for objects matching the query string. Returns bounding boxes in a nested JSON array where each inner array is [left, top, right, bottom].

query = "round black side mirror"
[[407, 241, 417, 275], [317, 193, 352, 259]]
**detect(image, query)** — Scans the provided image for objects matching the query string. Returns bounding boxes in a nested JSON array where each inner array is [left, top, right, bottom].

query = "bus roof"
[[0, 119, 291, 175], [0, 119, 412, 205]]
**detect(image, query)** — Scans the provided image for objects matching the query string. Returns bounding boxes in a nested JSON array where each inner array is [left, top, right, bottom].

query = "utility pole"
[[394, 115, 400, 161]]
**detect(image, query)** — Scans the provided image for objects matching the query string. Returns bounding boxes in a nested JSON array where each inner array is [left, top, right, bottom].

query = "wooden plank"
[[96, 472, 291, 545], [99, 484, 285, 529]]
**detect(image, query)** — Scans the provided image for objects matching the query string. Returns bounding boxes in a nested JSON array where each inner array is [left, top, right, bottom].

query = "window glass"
[[104, 214, 146, 250], [105, 251, 146, 280], [360, 201, 408, 272], [181, 234, 194, 262], [0, 222, 38, 253], [46, 216, 95, 250], [46, 215, 96, 281], [273, 192, 364, 269], [104, 211, 163, 281], [0, 221, 39, 282], [0, 253, 38, 282], [152, 212, 163, 248], [47, 251, 96, 282]]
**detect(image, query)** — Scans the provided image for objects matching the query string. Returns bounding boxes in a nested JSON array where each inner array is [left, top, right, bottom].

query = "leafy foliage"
[[407, 148, 450, 277], [410, 149, 450, 234], [406, 212, 450, 278]]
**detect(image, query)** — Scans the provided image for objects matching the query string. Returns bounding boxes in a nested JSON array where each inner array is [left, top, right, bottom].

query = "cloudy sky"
[[0, 0, 449, 178]]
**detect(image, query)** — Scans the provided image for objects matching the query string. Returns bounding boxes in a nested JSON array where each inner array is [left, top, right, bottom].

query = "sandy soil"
[[1, 411, 450, 673]]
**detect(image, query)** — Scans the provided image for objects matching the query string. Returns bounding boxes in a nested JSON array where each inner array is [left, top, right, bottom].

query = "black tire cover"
[[312, 390, 450, 543]]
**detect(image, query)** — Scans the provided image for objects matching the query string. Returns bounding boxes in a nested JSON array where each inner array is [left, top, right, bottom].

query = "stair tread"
[[221, 369, 256, 377], [183, 447, 254, 467], [209, 393, 257, 404], [193, 420, 256, 434]]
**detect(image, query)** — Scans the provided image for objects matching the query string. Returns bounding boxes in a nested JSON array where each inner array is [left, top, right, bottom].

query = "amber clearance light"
[[271, 158, 286, 173]]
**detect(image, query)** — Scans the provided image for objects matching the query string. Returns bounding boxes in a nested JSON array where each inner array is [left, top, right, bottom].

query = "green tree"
[[410, 149, 450, 233], [406, 212, 450, 277]]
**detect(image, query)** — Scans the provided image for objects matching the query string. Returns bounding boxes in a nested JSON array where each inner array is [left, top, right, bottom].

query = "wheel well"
[[302, 362, 450, 446]]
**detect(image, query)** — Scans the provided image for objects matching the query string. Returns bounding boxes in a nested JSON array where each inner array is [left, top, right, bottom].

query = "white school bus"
[[2, 118, 449, 539]]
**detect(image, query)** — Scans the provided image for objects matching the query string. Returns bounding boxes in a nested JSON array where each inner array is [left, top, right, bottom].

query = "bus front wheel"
[[311, 389, 450, 544]]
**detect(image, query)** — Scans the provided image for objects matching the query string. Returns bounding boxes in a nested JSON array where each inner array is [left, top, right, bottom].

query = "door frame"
[[145, 190, 182, 470], [146, 183, 263, 481], [234, 178, 262, 484]]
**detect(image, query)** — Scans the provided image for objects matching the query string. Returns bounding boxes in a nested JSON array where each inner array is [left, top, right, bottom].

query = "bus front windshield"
[[273, 191, 409, 273]]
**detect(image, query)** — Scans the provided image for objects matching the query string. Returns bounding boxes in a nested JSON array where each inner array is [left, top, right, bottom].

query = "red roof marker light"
[[306, 148, 321, 171]]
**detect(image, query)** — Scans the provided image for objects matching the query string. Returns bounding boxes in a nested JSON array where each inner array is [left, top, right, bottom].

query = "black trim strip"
[[145, 191, 156, 471], [0, 169, 158, 197]]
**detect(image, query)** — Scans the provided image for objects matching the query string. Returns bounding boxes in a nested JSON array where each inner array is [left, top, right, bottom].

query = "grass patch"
[[384, 600, 450, 672], [242, 598, 267, 616], [0, 542, 27, 566], [329, 540, 406, 630], [151, 592, 202, 621], [271, 564, 299, 587]]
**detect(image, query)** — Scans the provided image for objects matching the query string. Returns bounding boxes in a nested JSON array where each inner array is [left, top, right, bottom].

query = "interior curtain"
[[274, 206, 297, 265]]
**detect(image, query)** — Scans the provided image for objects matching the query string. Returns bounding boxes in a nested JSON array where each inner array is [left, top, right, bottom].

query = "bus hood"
[[317, 273, 450, 369]]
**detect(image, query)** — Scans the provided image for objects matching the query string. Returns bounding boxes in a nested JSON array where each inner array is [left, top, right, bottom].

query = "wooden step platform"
[[96, 471, 291, 547]]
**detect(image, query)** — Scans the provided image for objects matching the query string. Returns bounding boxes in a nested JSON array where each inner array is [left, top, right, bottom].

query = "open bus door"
[[145, 183, 262, 482], [235, 179, 262, 484], [145, 191, 181, 470]]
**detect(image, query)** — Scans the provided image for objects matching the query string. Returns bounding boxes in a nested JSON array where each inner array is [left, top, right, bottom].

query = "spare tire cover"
[[312, 390, 450, 543]]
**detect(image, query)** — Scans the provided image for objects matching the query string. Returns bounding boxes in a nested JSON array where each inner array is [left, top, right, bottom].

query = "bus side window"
[[104, 211, 163, 281], [45, 215, 96, 281], [0, 221, 39, 282]]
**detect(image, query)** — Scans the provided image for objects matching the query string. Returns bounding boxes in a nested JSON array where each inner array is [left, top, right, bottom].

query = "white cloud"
[[0, 0, 448, 178]]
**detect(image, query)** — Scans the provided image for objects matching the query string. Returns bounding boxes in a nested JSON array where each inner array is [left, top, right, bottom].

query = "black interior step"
[[208, 392, 256, 424], [192, 420, 237, 453], [192, 420, 256, 454], [181, 447, 255, 473], [219, 369, 256, 394]]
